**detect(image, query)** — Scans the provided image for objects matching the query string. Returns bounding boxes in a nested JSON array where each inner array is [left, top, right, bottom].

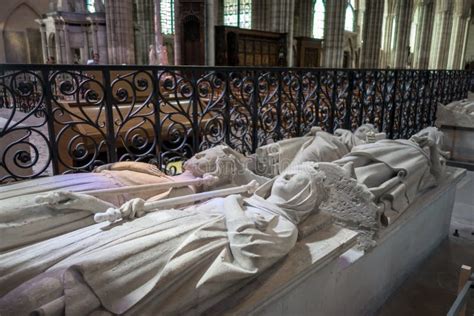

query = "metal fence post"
[[388, 70, 398, 139], [152, 68, 163, 169], [223, 71, 231, 147], [344, 70, 354, 130], [296, 70, 303, 137], [42, 68, 59, 175], [251, 70, 259, 153], [102, 68, 117, 163], [330, 70, 337, 133], [191, 69, 200, 154], [276, 71, 283, 141]]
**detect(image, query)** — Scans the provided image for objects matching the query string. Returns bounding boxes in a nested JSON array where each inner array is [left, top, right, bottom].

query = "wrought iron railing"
[[0, 64, 472, 183]]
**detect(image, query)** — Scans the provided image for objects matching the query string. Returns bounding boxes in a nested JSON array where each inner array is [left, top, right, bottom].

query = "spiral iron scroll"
[[0, 66, 472, 183], [0, 70, 50, 183]]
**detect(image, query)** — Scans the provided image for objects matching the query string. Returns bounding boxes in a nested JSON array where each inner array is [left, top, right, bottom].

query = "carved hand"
[[35, 191, 115, 213]]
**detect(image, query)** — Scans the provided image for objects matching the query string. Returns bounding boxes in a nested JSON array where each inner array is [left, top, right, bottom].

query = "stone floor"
[[378, 171, 474, 316]]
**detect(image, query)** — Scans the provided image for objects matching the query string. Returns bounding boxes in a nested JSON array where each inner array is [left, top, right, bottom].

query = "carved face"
[[354, 124, 376, 141], [271, 171, 311, 202], [183, 145, 229, 177], [267, 162, 327, 224]]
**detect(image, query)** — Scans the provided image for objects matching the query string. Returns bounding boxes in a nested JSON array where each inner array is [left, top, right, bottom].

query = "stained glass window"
[[344, 0, 355, 32], [86, 0, 95, 13], [312, 0, 325, 39], [223, 0, 252, 29], [161, 0, 175, 35]]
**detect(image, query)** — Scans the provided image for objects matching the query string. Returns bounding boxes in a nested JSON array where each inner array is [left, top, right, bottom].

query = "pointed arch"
[[3, 2, 42, 63], [3, 2, 41, 32]]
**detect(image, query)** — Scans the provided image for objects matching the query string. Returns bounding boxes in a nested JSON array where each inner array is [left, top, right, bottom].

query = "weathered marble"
[[436, 99, 474, 167], [254, 125, 381, 178], [212, 167, 465, 316], [335, 127, 447, 225], [0, 162, 327, 315], [0, 146, 268, 251], [0, 127, 452, 315], [436, 100, 474, 129]]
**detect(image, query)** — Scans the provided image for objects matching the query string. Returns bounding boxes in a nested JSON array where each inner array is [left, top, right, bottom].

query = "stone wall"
[[0, 0, 50, 63]]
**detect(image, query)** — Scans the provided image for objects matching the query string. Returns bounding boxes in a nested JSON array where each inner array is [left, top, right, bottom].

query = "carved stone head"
[[183, 145, 249, 185], [267, 162, 328, 224], [354, 124, 376, 141]]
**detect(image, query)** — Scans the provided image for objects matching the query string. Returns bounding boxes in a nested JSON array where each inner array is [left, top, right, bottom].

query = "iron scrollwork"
[[0, 64, 472, 184]]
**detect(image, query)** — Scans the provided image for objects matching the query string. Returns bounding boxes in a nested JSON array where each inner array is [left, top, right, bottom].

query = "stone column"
[[173, 0, 182, 65], [271, 0, 296, 66], [251, 0, 270, 31], [83, 25, 90, 63], [62, 21, 72, 64], [360, 0, 384, 68], [205, 0, 218, 65], [54, 20, 62, 63], [391, 0, 414, 68], [380, 0, 396, 67], [132, 0, 155, 64], [154, 0, 163, 47], [294, 0, 313, 37], [322, 0, 346, 68], [90, 20, 99, 57], [356, 0, 366, 50], [136, 0, 146, 64], [412, 0, 435, 69], [285, 0, 296, 66], [447, 0, 471, 69], [429, 0, 453, 69], [460, 18, 471, 68], [39, 23, 48, 63], [105, 0, 135, 64]]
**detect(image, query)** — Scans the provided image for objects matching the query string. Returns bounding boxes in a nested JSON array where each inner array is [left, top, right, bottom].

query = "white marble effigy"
[[206, 167, 465, 316], [436, 96, 474, 169], [0, 126, 458, 315]]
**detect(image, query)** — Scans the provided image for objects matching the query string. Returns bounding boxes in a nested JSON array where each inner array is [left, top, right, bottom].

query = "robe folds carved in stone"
[[255, 128, 363, 177], [0, 164, 190, 252], [335, 139, 437, 217], [0, 196, 298, 315]]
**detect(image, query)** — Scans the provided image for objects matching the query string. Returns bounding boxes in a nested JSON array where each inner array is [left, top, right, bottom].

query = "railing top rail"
[[0, 63, 472, 183], [0, 63, 472, 73]]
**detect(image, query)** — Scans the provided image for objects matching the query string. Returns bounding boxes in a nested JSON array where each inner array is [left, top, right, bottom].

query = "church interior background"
[[1, 1, 474, 315], [0, 0, 472, 69]]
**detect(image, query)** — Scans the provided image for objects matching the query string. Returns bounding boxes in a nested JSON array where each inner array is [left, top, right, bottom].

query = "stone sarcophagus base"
[[440, 125, 474, 170], [206, 167, 465, 315]]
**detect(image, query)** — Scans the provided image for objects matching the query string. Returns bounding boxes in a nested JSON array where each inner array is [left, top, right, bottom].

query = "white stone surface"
[[0, 162, 328, 315], [436, 101, 474, 129], [212, 167, 465, 316]]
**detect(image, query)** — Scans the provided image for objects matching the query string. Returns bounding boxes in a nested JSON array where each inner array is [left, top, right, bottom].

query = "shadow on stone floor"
[[378, 171, 474, 316]]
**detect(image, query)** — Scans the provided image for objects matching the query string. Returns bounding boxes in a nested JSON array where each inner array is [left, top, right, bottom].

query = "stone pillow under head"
[[289, 131, 351, 167], [93, 161, 167, 178]]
